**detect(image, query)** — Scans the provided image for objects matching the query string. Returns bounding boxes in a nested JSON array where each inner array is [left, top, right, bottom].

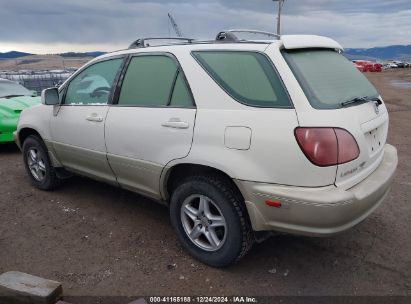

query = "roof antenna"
[[273, 0, 286, 36]]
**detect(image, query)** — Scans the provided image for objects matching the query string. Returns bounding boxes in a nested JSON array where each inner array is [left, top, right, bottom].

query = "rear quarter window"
[[192, 51, 291, 108]]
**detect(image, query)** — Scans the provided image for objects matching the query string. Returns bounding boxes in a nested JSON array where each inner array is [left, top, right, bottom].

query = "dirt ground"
[[0, 69, 410, 299]]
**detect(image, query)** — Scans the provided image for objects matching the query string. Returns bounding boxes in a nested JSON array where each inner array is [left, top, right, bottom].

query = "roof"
[[96, 41, 274, 61], [93, 34, 343, 62]]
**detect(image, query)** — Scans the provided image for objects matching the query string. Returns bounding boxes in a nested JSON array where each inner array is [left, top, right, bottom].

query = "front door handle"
[[86, 115, 103, 122], [162, 118, 189, 129]]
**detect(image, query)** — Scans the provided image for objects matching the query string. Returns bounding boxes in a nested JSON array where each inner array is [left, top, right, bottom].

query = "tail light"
[[295, 127, 359, 167]]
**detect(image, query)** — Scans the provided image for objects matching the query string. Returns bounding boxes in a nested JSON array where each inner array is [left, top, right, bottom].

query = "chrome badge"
[[374, 102, 380, 114]]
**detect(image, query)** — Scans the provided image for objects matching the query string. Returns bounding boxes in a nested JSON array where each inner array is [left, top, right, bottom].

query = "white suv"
[[15, 32, 398, 267]]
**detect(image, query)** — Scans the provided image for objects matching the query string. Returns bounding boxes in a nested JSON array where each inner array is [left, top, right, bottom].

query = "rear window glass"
[[192, 51, 291, 108], [283, 49, 378, 109]]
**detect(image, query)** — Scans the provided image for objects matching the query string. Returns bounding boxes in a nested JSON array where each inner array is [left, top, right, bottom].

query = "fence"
[[0, 73, 72, 94]]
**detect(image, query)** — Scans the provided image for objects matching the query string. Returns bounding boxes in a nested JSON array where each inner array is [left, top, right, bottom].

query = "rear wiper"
[[341, 96, 381, 107]]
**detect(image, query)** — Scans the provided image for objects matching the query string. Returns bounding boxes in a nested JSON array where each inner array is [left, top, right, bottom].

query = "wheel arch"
[[161, 162, 244, 203], [18, 127, 63, 168], [19, 127, 43, 146]]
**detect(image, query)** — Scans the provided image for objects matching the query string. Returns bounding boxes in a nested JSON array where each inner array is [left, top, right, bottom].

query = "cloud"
[[0, 0, 409, 53]]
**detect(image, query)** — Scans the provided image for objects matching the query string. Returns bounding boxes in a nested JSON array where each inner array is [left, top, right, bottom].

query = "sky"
[[0, 0, 410, 54]]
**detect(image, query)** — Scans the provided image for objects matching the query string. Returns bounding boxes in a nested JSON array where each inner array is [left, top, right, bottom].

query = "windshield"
[[283, 49, 378, 109], [0, 80, 32, 98]]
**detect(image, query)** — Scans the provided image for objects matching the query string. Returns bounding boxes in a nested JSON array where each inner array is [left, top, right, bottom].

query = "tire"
[[170, 175, 253, 267], [22, 135, 62, 190]]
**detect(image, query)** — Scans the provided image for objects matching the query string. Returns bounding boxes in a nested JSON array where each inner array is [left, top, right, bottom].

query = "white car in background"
[[14, 31, 397, 267]]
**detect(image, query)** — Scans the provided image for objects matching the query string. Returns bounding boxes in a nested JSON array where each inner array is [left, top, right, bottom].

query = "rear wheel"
[[170, 175, 253, 267], [22, 135, 62, 190]]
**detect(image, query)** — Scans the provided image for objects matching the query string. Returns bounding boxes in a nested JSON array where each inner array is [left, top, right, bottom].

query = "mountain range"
[[0, 51, 32, 59], [344, 45, 411, 61], [0, 51, 105, 59], [1, 45, 411, 61]]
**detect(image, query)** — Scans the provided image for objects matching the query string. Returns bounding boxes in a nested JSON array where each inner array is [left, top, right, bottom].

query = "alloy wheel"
[[180, 194, 227, 251], [26, 148, 46, 182]]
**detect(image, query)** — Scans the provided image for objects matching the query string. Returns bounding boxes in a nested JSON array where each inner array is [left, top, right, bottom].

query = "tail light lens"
[[295, 127, 359, 166], [334, 129, 360, 163]]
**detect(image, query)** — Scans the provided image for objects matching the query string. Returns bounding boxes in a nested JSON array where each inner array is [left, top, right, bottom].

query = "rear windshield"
[[192, 51, 291, 108], [283, 49, 378, 109]]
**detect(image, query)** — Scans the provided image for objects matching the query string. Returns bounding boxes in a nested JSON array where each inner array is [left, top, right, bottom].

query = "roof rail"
[[128, 37, 195, 49], [216, 29, 280, 41]]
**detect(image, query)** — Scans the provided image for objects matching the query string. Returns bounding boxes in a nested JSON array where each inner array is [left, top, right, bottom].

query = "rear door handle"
[[86, 115, 103, 122], [162, 119, 189, 129]]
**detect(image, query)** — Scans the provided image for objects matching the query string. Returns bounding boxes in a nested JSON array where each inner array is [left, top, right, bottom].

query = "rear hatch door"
[[281, 47, 388, 189]]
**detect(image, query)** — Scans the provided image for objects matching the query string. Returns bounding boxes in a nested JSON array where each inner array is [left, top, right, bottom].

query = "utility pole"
[[273, 0, 285, 36]]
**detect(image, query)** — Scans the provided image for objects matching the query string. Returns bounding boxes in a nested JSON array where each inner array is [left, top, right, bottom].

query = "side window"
[[170, 72, 193, 107], [192, 51, 291, 108], [118, 55, 193, 107], [64, 58, 122, 105]]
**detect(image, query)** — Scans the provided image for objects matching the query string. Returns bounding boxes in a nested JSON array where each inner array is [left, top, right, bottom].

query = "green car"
[[0, 78, 40, 143]]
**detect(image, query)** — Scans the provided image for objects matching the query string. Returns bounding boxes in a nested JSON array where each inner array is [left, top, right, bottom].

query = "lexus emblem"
[[374, 102, 380, 114]]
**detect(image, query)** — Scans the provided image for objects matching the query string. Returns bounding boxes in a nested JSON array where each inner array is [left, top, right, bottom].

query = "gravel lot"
[[0, 69, 410, 299]]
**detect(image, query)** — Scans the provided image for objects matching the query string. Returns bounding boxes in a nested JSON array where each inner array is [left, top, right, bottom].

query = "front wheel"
[[22, 135, 62, 190], [170, 175, 253, 267]]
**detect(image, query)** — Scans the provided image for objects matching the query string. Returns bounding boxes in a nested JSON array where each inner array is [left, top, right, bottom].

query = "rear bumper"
[[235, 144, 398, 236]]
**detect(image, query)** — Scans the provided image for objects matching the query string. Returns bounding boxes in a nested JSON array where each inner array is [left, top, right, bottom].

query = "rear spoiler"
[[281, 35, 343, 51]]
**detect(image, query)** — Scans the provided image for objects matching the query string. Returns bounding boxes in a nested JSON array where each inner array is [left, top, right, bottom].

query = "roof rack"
[[128, 37, 195, 49], [126, 30, 279, 49], [216, 29, 280, 41]]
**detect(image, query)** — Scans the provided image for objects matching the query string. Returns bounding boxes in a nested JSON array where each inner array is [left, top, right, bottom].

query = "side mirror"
[[31, 91, 38, 97], [41, 87, 59, 105]]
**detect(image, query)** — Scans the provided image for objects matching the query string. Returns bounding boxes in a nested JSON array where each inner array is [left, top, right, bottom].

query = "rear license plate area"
[[364, 127, 383, 155]]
